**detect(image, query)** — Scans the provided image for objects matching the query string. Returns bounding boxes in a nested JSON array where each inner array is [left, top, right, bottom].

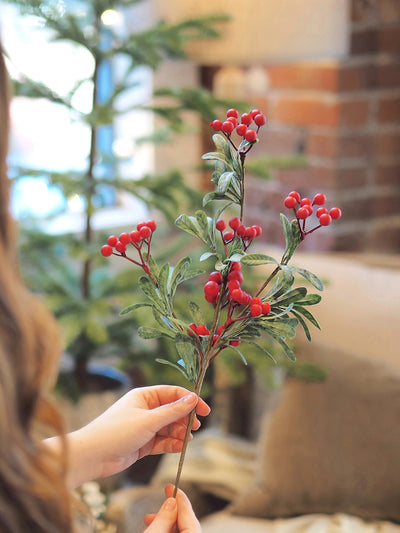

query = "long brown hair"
[[0, 44, 74, 532]]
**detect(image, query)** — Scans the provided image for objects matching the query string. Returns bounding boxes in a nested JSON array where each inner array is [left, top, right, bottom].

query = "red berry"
[[245, 129, 257, 143], [296, 207, 310, 220], [101, 244, 113, 257], [139, 226, 152, 239], [227, 116, 238, 127], [229, 217, 241, 231], [230, 339, 241, 346], [251, 297, 262, 306], [250, 108, 261, 118], [217, 326, 224, 335], [107, 235, 118, 247], [254, 113, 266, 126], [210, 119, 222, 131], [330, 207, 342, 220], [146, 220, 157, 232], [236, 124, 248, 136], [196, 324, 210, 336], [216, 219, 226, 231], [228, 279, 241, 292], [244, 226, 257, 239], [313, 193, 326, 206], [222, 121, 235, 134], [250, 304, 263, 317], [204, 281, 220, 297], [119, 232, 131, 245], [304, 205, 313, 216], [230, 261, 241, 271], [228, 270, 244, 284], [319, 213, 332, 226], [212, 334, 219, 344], [262, 302, 271, 314], [227, 108, 239, 118], [241, 113, 253, 125], [300, 197, 312, 206], [231, 288, 243, 302], [208, 271, 223, 284], [284, 196, 297, 209], [252, 225, 262, 236], [316, 207, 328, 218], [223, 231, 234, 242], [115, 241, 127, 253], [289, 191, 301, 202], [205, 293, 217, 304], [137, 222, 146, 231], [130, 230, 141, 243], [237, 224, 246, 236], [188, 323, 197, 335]]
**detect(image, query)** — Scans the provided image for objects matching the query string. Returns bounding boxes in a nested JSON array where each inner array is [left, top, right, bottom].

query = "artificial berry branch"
[[101, 107, 341, 496]]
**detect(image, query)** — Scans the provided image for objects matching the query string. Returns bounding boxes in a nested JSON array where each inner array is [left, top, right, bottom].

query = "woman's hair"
[[0, 44, 74, 532]]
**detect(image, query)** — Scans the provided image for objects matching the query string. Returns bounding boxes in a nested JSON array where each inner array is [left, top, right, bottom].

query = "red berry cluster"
[[101, 220, 157, 275], [216, 217, 262, 251], [210, 108, 266, 144], [284, 191, 342, 238]]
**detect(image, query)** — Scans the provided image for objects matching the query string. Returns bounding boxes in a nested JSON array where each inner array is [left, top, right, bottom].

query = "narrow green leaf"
[[291, 310, 312, 341], [203, 191, 228, 206], [260, 317, 298, 339], [273, 287, 307, 306], [227, 344, 248, 365], [156, 358, 190, 380], [175, 214, 203, 240], [217, 171, 235, 193], [169, 256, 191, 296], [293, 305, 321, 330], [200, 251, 218, 262], [275, 336, 296, 362], [292, 266, 324, 291], [137, 326, 164, 339], [241, 253, 278, 266], [138, 276, 166, 313], [157, 262, 170, 306], [244, 340, 277, 363], [228, 253, 244, 262], [176, 341, 197, 382], [201, 151, 228, 164], [119, 302, 152, 316], [188, 301, 204, 325], [297, 293, 322, 306]]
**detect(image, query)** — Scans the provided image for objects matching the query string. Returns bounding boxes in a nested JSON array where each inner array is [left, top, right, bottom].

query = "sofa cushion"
[[230, 343, 400, 522]]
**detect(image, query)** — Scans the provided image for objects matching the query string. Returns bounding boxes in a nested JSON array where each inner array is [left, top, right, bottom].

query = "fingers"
[[151, 385, 211, 417], [143, 497, 177, 533], [165, 485, 201, 533]]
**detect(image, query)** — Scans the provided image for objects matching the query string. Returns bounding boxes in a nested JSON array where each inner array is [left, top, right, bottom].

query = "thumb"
[[145, 497, 177, 532], [151, 393, 197, 431]]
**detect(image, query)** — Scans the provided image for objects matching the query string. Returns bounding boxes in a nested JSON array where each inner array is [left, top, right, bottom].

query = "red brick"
[[267, 63, 339, 91], [273, 97, 340, 127], [377, 61, 400, 89], [369, 223, 400, 252], [338, 63, 375, 91], [339, 100, 370, 127], [372, 191, 400, 216], [378, 0, 400, 22], [351, 28, 377, 55], [338, 133, 372, 158], [307, 133, 339, 159], [375, 162, 400, 185], [374, 130, 400, 157], [307, 132, 372, 159], [377, 25, 400, 54], [263, 128, 306, 156], [377, 95, 400, 123]]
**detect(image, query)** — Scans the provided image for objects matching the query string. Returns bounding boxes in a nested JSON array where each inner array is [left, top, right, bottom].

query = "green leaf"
[[227, 344, 248, 365], [203, 191, 229, 206], [260, 317, 298, 339], [297, 293, 322, 306], [275, 336, 296, 362], [156, 358, 190, 380], [280, 214, 301, 263], [169, 256, 191, 296], [273, 287, 307, 306], [228, 253, 244, 262], [291, 310, 312, 341], [201, 151, 228, 164], [175, 214, 203, 240], [138, 276, 166, 313], [157, 262, 171, 305], [176, 341, 197, 382], [244, 340, 277, 363], [292, 266, 324, 291], [293, 305, 321, 330], [188, 301, 204, 325], [217, 171, 236, 193], [241, 253, 278, 266], [138, 326, 175, 339], [200, 251, 218, 262], [119, 302, 152, 316]]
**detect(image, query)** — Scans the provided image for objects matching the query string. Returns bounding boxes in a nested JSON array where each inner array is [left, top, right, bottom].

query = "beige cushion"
[[230, 343, 400, 522]]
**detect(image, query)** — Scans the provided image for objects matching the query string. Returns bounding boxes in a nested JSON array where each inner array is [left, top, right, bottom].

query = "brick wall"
[[212, 0, 400, 253]]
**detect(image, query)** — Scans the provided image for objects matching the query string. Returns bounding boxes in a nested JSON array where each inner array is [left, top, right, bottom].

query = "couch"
[[106, 252, 400, 532]]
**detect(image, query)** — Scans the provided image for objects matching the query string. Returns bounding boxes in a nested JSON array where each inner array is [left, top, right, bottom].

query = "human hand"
[[63, 385, 210, 487], [144, 484, 201, 533]]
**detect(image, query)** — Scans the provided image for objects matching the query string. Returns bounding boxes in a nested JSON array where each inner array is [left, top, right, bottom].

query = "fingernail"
[[164, 498, 177, 511], [179, 393, 196, 404]]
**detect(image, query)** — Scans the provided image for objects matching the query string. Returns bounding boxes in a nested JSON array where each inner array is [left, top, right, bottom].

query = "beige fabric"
[[231, 344, 400, 521], [201, 511, 400, 533], [151, 428, 257, 501]]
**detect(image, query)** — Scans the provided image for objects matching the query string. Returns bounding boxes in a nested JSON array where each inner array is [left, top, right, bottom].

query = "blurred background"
[[1, 1, 400, 528]]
